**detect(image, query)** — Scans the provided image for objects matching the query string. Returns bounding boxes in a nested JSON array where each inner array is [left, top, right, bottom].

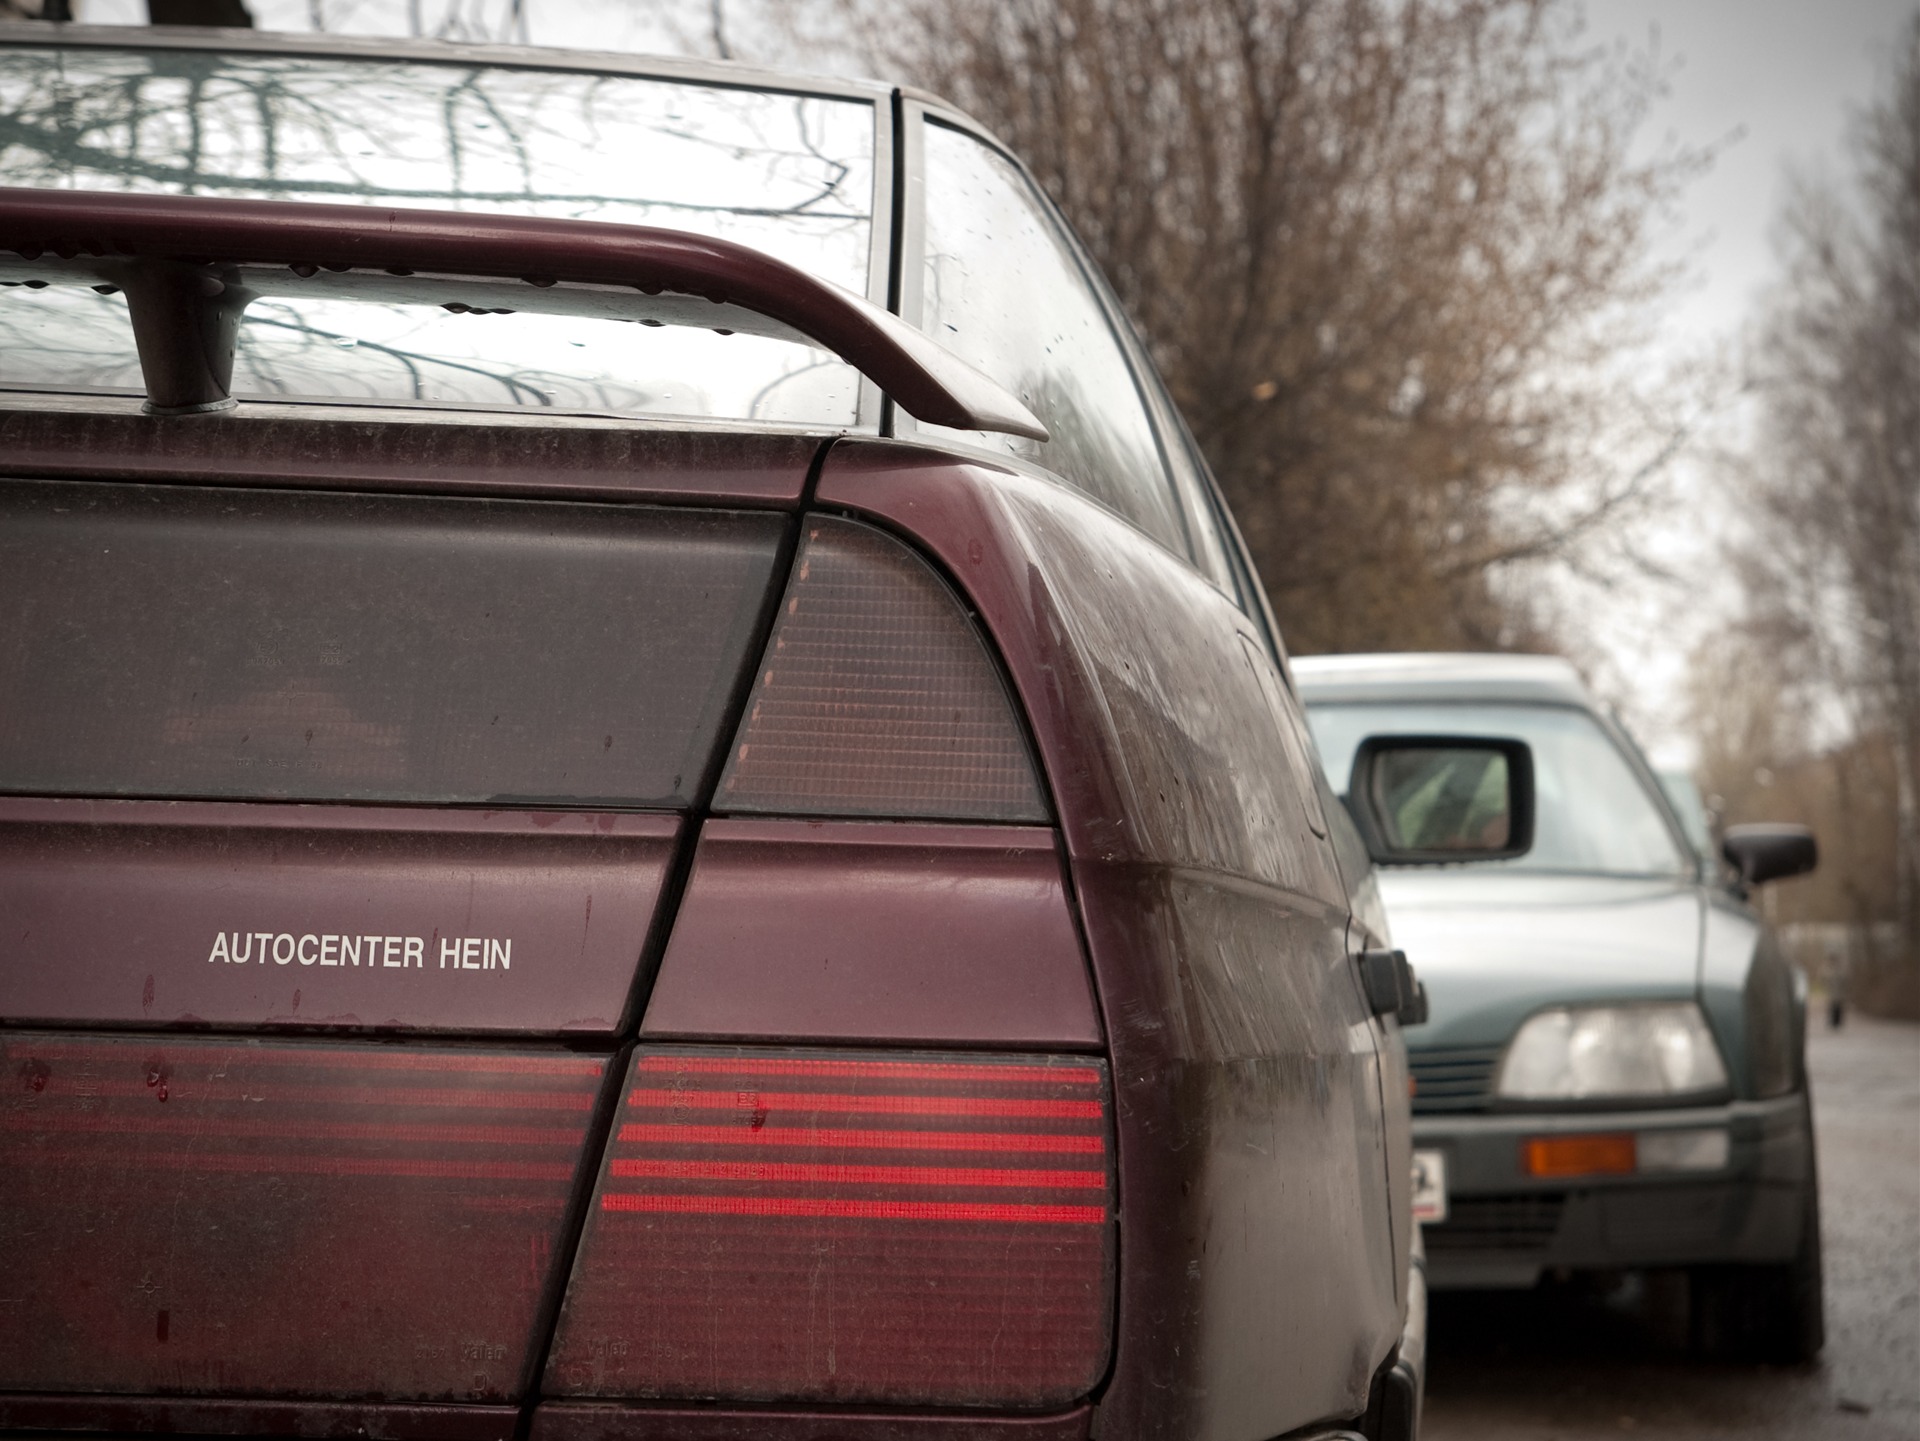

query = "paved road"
[[1421, 1014, 1920, 1440]]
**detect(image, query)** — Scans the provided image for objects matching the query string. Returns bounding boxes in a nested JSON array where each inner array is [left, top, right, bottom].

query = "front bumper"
[[1414, 1093, 1812, 1289]]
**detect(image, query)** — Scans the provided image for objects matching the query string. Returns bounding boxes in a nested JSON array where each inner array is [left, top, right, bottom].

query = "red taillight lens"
[[547, 1047, 1113, 1407], [715, 518, 1047, 822], [0, 1032, 605, 1400]]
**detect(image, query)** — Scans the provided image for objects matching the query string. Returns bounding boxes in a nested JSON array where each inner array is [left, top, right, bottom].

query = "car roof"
[[0, 23, 1027, 172], [1290, 652, 1595, 708], [0, 21, 901, 103]]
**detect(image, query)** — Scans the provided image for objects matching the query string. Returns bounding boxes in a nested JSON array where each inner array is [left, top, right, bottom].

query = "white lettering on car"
[[204, 932, 519, 973]]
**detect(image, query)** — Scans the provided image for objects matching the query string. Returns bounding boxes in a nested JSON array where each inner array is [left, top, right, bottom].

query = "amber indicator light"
[[1521, 1132, 1638, 1178]]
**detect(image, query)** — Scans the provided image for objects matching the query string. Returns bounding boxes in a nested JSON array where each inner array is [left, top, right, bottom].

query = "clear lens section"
[[716, 519, 1048, 821], [1496, 1003, 1729, 1101], [1637, 1127, 1731, 1172], [548, 1047, 1113, 1407], [0, 1033, 605, 1399]]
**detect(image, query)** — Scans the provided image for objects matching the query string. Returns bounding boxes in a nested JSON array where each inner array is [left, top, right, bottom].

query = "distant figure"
[[1827, 944, 1848, 1029]]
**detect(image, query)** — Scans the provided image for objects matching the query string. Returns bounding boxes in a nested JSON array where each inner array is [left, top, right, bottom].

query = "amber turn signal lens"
[[1521, 1132, 1636, 1178]]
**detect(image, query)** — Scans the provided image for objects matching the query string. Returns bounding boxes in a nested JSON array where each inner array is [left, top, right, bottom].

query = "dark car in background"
[[0, 23, 1454, 1441], [1295, 653, 1824, 1362]]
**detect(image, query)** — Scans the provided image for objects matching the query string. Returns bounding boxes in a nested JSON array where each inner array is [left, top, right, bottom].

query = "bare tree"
[[816, 0, 1697, 653], [1723, 16, 1920, 1014]]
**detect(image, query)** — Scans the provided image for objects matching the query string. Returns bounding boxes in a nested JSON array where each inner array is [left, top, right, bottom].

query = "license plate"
[[1412, 1148, 1448, 1224]]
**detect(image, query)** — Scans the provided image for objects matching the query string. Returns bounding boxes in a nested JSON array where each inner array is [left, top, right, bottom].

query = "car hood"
[[1379, 870, 1704, 1051]]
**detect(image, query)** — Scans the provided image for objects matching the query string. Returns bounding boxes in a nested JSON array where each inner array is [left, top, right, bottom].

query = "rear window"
[[0, 46, 875, 425], [0, 479, 782, 807]]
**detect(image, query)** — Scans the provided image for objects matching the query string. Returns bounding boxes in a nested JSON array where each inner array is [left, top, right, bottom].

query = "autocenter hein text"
[[205, 932, 513, 970]]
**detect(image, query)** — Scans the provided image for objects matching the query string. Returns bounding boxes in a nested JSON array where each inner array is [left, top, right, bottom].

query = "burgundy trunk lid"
[[0, 429, 810, 1412]]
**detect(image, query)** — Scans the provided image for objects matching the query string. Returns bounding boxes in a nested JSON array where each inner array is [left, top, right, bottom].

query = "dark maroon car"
[[1, 24, 1425, 1441]]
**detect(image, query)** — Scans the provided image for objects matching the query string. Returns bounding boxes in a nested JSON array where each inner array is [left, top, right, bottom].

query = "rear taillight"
[[546, 1047, 1113, 1408], [715, 518, 1046, 822], [0, 1033, 605, 1400]]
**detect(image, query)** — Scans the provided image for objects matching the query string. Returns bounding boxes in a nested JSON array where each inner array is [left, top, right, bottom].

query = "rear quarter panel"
[[817, 441, 1399, 1441]]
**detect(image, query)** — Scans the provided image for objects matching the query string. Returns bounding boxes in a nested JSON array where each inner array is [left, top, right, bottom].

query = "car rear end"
[[0, 426, 1117, 1441], [0, 29, 1115, 1441]]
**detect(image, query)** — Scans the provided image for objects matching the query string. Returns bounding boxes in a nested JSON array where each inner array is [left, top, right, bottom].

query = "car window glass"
[[1304, 701, 1690, 877], [1658, 769, 1717, 861], [1140, 371, 1239, 592], [0, 47, 873, 425], [917, 122, 1188, 555]]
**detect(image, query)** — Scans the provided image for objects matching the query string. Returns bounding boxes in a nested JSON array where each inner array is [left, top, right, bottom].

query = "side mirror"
[[1721, 823, 1817, 885], [1347, 735, 1534, 865]]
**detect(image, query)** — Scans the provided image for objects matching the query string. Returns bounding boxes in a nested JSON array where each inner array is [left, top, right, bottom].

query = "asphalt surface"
[[1421, 1014, 1920, 1440]]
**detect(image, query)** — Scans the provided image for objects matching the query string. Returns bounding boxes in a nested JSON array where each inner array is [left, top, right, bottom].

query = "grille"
[[1424, 1192, 1567, 1253], [1408, 1045, 1503, 1114]]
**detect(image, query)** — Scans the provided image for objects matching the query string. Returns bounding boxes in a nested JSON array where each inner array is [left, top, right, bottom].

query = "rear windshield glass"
[[1305, 701, 1692, 878], [0, 46, 874, 425], [0, 480, 782, 807]]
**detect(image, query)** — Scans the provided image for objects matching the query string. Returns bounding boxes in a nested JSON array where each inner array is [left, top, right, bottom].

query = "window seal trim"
[[896, 108, 1197, 564]]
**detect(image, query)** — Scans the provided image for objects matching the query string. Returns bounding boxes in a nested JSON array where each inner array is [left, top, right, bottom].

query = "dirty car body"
[[0, 25, 1420, 1441], [1295, 653, 1821, 1361]]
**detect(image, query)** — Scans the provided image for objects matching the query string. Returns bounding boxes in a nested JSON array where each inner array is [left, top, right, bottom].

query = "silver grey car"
[[1295, 653, 1824, 1362]]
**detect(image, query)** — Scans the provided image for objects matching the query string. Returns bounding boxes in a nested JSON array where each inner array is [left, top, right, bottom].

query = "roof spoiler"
[[0, 187, 1048, 439]]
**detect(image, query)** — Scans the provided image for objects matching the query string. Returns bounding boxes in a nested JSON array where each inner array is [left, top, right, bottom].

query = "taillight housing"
[[0, 1032, 605, 1400], [716, 517, 1047, 822], [546, 1047, 1114, 1408]]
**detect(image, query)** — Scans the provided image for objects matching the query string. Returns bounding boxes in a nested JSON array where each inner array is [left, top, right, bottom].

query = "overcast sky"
[[1560, 0, 1914, 760], [1588, 0, 1913, 360]]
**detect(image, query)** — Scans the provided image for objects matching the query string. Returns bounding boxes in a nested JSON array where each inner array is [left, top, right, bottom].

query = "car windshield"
[[0, 44, 875, 425], [1305, 700, 1692, 878], [1658, 768, 1717, 861]]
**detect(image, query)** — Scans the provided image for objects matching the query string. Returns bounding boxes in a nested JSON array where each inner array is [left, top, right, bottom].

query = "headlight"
[[1495, 1002, 1728, 1101]]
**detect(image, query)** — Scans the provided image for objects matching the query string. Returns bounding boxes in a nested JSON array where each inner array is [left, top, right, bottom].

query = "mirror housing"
[[1721, 823, 1817, 886], [1347, 734, 1535, 865]]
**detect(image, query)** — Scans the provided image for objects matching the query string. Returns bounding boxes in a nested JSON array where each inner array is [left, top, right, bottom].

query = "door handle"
[[1358, 949, 1428, 1026]]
